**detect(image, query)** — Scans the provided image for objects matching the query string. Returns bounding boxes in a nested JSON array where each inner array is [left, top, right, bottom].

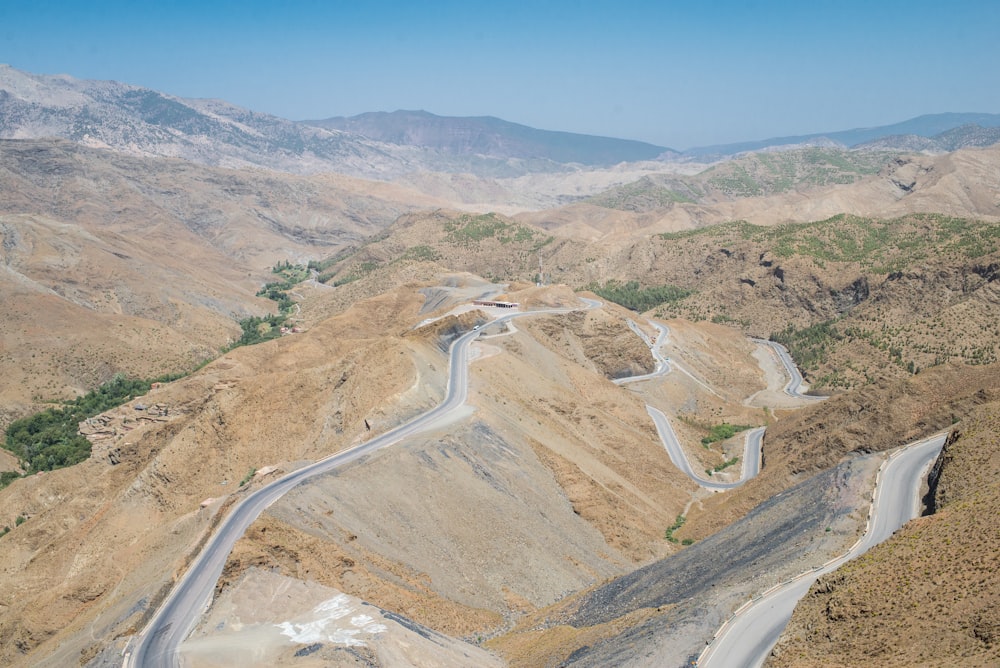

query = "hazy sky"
[[2, 1, 998, 149]]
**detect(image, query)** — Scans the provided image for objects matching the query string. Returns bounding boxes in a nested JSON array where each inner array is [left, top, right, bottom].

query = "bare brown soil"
[[0, 282, 447, 666]]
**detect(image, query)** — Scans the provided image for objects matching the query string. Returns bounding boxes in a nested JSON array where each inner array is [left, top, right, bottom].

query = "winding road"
[[619, 323, 943, 665], [127, 299, 598, 668], [617, 318, 768, 489], [128, 300, 941, 668], [755, 338, 825, 400], [700, 432, 947, 667]]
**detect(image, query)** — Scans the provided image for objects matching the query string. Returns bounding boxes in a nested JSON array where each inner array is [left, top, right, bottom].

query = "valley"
[[1, 65, 999, 668]]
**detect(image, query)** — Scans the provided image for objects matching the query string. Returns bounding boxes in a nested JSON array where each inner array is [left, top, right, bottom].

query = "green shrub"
[[239, 468, 256, 487], [701, 423, 753, 446], [584, 280, 691, 312], [4, 372, 182, 475], [664, 514, 686, 543]]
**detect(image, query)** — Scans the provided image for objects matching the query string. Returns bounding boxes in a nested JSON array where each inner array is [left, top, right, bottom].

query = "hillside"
[[0, 138, 447, 421], [771, 399, 1000, 667], [311, 207, 1000, 393], [575, 145, 1000, 226], [586, 147, 898, 208], [684, 112, 1000, 158], [856, 123, 1000, 152], [0, 65, 427, 178], [484, 360, 1000, 666]]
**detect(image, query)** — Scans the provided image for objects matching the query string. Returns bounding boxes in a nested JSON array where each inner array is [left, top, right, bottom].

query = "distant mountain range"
[[684, 112, 1000, 158], [2, 64, 999, 179], [303, 110, 675, 164]]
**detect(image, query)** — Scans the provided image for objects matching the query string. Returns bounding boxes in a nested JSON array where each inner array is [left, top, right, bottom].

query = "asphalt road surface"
[[618, 317, 764, 489], [700, 433, 947, 668], [648, 406, 764, 490], [755, 339, 825, 400], [127, 300, 596, 668]]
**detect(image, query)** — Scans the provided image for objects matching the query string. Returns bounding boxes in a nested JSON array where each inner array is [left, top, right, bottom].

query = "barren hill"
[[0, 138, 447, 419]]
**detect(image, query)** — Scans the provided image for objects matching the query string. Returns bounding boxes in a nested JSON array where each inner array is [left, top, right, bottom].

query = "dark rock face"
[[559, 458, 876, 665], [832, 276, 870, 313]]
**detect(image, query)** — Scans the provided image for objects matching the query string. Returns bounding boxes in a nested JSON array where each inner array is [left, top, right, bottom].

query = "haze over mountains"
[[1, 64, 999, 668], [3, 64, 1000, 180]]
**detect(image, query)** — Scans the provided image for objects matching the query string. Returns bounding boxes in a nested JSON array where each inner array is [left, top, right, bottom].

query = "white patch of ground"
[[469, 341, 505, 363], [181, 568, 502, 667], [275, 594, 388, 646]]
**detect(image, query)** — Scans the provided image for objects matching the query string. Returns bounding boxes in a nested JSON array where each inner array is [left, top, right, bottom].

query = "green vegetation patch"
[[584, 279, 692, 312], [255, 260, 309, 312], [707, 456, 740, 476], [660, 214, 999, 273], [399, 245, 440, 262], [700, 423, 754, 446], [587, 178, 697, 211], [228, 314, 288, 349], [664, 514, 686, 543], [703, 148, 893, 197], [232, 260, 316, 350], [3, 373, 182, 480], [443, 212, 546, 246], [771, 319, 843, 371]]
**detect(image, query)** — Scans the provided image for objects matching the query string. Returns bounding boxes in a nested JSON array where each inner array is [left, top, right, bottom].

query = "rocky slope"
[[317, 206, 1000, 393], [0, 65, 675, 181], [483, 359, 1000, 666], [0, 65, 421, 178]]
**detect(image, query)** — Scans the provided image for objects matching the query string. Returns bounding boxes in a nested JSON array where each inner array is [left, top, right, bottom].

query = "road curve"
[[127, 300, 597, 668], [614, 320, 670, 385], [648, 406, 765, 490], [700, 432, 947, 668], [615, 318, 765, 489], [755, 339, 825, 400]]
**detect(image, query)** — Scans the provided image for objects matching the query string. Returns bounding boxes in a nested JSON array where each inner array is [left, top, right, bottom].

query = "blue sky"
[[2, 1, 998, 149]]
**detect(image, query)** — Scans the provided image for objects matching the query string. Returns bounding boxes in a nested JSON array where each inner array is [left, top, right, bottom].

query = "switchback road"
[[648, 405, 765, 490], [617, 318, 767, 489]]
